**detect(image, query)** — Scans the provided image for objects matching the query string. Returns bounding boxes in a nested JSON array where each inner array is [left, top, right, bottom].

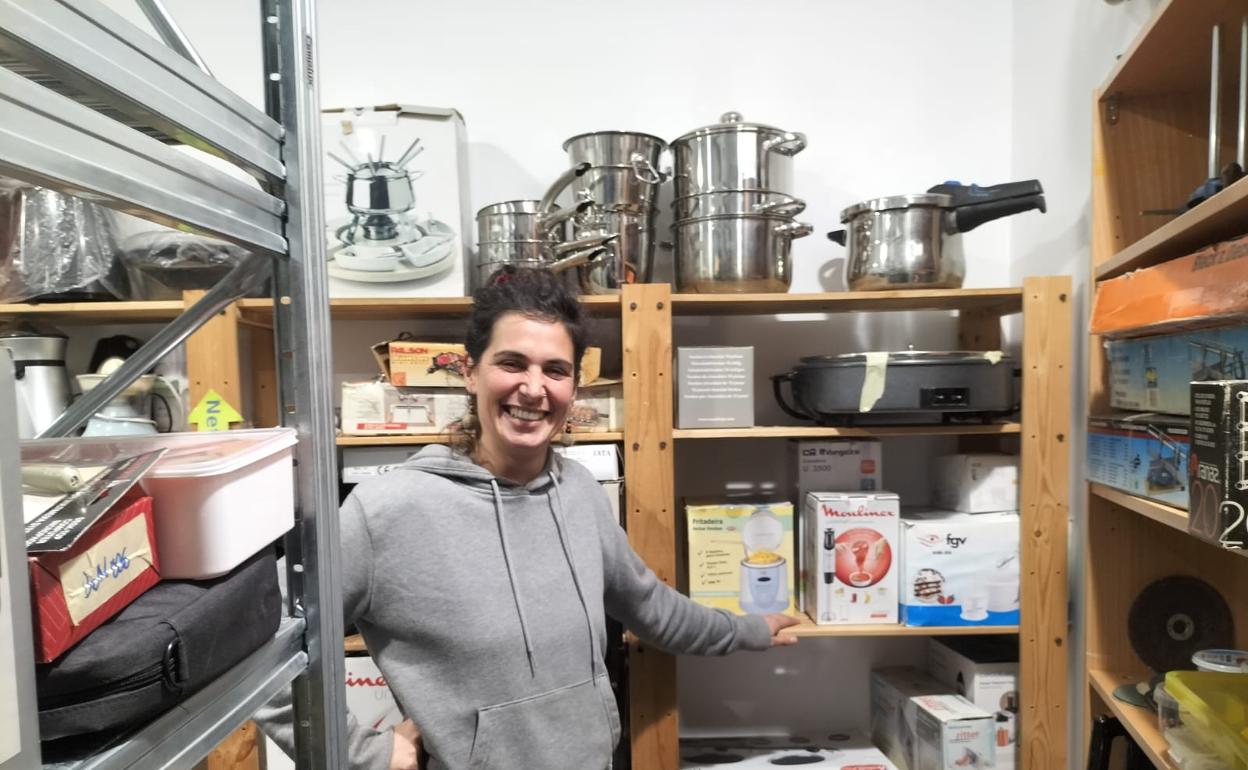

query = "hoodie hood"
[[402, 443, 563, 492]]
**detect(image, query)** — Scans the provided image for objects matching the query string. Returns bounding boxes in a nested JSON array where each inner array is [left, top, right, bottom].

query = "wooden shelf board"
[[336, 432, 624, 447], [781, 614, 1017, 638], [344, 634, 367, 654], [0, 300, 186, 323], [674, 422, 1022, 440], [1089, 483, 1189, 533], [1095, 176, 1248, 281], [1098, 0, 1247, 98], [1088, 669, 1177, 770], [670, 287, 1023, 316], [238, 295, 621, 322]]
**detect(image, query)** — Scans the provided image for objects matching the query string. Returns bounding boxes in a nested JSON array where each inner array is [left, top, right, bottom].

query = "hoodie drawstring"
[[547, 472, 599, 680], [491, 479, 537, 676]]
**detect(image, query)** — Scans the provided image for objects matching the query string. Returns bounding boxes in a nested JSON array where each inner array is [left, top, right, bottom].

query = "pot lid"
[[742, 508, 784, 553], [839, 193, 952, 222], [672, 111, 787, 144], [0, 318, 68, 340], [797, 350, 1013, 366]]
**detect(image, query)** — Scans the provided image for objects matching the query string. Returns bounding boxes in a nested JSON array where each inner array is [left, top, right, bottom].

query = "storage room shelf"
[[0, 300, 187, 323], [1095, 176, 1248, 281], [345, 634, 367, 653], [670, 287, 1023, 316], [1098, 0, 1247, 98], [238, 295, 621, 322], [1088, 669, 1177, 770], [45, 617, 307, 770], [1090, 483, 1189, 533], [782, 614, 1018, 638], [336, 432, 624, 446], [673, 422, 1022, 440]]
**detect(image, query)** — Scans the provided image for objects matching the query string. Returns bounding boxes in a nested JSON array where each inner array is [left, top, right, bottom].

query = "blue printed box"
[[1087, 413, 1190, 508], [1106, 326, 1248, 416]]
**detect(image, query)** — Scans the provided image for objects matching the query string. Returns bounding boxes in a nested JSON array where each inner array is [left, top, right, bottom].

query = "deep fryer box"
[[1189, 380, 1248, 549]]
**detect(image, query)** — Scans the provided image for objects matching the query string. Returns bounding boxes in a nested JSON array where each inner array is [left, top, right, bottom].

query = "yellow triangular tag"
[[188, 389, 243, 432]]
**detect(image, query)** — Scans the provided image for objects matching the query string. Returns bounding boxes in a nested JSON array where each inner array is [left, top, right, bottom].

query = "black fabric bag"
[[36, 548, 282, 741]]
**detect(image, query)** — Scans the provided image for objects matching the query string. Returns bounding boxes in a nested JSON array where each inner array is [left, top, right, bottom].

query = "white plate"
[[328, 239, 456, 283]]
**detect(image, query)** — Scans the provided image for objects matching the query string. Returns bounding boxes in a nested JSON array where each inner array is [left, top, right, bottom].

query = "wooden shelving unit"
[[782, 616, 1018, 639], [0, 300, 187, 323], [1087, 3, 1248, 766], [336, 432, 624, 447], [673, 423, 1022, 440], [237, 294, 622, 323], [669, 287, 1023, 316]]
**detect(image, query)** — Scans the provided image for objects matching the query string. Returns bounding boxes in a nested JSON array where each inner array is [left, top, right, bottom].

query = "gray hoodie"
[[259, 444, 771, 770]]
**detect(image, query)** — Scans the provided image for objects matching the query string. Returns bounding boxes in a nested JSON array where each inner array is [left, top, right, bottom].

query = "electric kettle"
[[0, 319, 72, 438]]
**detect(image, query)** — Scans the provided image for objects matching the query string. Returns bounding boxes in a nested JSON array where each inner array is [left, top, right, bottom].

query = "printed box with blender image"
[[1087, 413, 1190, 508], [802, 491, 899, 625], [928, 636, 1020, 769], [322, 105, 472, 298], [1106, 327, 1248, 416], [1189, 380, 1248, 549], [684, 500, 796, 616], [899, 510, 1020, 627]]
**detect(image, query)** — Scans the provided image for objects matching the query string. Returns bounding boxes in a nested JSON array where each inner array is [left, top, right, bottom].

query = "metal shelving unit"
[[0, 0, 345, 767]]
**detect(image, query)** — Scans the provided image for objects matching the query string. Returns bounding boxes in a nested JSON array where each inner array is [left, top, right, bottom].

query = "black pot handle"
[[826, 229, 847, 246], [953, 194, 1046, 233], [770, 372, 811, 422]]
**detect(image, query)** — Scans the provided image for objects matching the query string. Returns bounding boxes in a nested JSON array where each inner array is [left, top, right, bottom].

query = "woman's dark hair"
[[455, 266, 588, 455]]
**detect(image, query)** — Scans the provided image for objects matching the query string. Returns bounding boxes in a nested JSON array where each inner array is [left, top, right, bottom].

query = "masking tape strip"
[[859, 352, 889, 412], [983, 351, 1004, 365]]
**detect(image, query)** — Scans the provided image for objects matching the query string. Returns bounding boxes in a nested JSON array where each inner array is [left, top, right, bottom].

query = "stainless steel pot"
[[0, 320, 71, 438], [673, 213, 813, 293], [670, 112, 806, 197], [563, 131, 666, 213], [476, 199, 592, 244], [827, 180, 1046, 291], [472, 246, 608, 290], [571, 208, 656, 294], [672, 190, 805, 220]]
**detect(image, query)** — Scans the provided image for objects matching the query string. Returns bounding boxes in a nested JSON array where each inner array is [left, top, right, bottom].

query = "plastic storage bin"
[[21, 428, 298, 578], [1166, 671, 1248, 770], [1158, 682, 1231, 769]]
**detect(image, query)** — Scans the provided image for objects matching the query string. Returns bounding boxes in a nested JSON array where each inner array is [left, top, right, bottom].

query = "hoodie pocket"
[[468, 678, 613, 770]]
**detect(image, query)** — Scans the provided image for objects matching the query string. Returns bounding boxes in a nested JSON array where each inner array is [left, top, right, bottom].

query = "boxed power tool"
[[1189, 381, 1248, 549], [1087, 413, 1190, 508], [1105, 327, 1248, 415]]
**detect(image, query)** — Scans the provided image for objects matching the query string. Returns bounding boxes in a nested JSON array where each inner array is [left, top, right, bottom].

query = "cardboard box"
[[344, 654, 401, 731], [340, 445, 421, 484], [790, 439, 883, 503], [372, 340, 601, 388], [323, 105, 472, 299], [28, 492, 160, 663], [602, 480, 623, 526], [1189, 380, 1248, 549], [1090, 233, 1248, 337], [680, 731, 897, 768], [685, 500, 796, 616], [931, 453, 1018, 513], [340, 380, 468, 435], [1106, 328, 1248, 415], [555, 443, 621, 482], [676, 347, 754, 429], [899, 511, 1020, 627], [569, 379, 622, 433], [1087, 413, 1190, 508], [803, 491, 900, 625], [928, 636, 1019, 769], [871, 667, 995, 770]]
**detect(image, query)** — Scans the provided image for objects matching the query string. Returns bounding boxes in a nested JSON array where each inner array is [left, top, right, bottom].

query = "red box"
[[28, 492, 161, 662]]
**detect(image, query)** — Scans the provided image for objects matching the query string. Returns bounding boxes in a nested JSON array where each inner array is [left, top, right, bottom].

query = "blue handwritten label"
[[82, 548, 132, 600]]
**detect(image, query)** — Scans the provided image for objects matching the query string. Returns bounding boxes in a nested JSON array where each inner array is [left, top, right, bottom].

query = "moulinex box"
[[899, 510, 1020, 627], [322, 105, 472, 299], [802, 491, 899, 625]]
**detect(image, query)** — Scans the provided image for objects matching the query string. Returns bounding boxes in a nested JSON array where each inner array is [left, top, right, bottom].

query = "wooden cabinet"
[[1086, 1, 1248, 767]]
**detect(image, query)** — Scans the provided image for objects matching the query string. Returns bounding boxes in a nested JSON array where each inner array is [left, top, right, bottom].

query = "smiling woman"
[[258, 266, 801, 770]]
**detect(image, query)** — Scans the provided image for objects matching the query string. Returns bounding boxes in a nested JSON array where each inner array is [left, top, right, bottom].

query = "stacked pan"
[[560, 131, 666, 294], [670, 112, 812, 293]]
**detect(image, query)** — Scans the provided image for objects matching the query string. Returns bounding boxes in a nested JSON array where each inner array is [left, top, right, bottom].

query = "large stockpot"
[[571, 208, 656, 294], [672, 190, 806, 220], [670, 112, 806, 197], [476, 199, 592, 244], [672, 213, 812, 293], [827, 180, 1046, 291], [563, 131, 666, 212]]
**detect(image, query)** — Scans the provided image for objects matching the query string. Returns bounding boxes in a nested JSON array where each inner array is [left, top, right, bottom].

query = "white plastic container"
[[21, 428, 298, 578]]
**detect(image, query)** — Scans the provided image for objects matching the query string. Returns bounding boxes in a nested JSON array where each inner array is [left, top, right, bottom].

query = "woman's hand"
[[390, 719, 423, 770], [764, 613, 800, 646]]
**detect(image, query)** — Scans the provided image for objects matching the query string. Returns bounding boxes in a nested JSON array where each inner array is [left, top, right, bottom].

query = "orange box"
[[1091, 234, 1248, 338], [372, 338, 602, 387]]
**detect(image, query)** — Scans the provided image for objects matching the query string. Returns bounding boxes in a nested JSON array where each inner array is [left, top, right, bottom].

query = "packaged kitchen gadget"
[[869, 666, 947, 770], [345, 654, 402, 733], [340, 381, 468, 436], [322, 105, 473, 299], [372, 338, 602, 388], [789, 439, 882, 504], [685, 500, 796, 616], [21, 429, 298, 579], [1189, 381, 1248, 549], [899, 510, 1021, 627], [1106, 327, 1248, 415], [1087, 413, 1190, 508], [931, 453, 1018, 513], [911, 694, 996, 770], [679, 730, 898, 768], [1091, 233, 1248, 337], [802, 491, 899, 625], [928, 636, 1020, 769]]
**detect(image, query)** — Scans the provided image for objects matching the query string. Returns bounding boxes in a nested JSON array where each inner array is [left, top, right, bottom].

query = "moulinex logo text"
[[820, 504, 894, 518]]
